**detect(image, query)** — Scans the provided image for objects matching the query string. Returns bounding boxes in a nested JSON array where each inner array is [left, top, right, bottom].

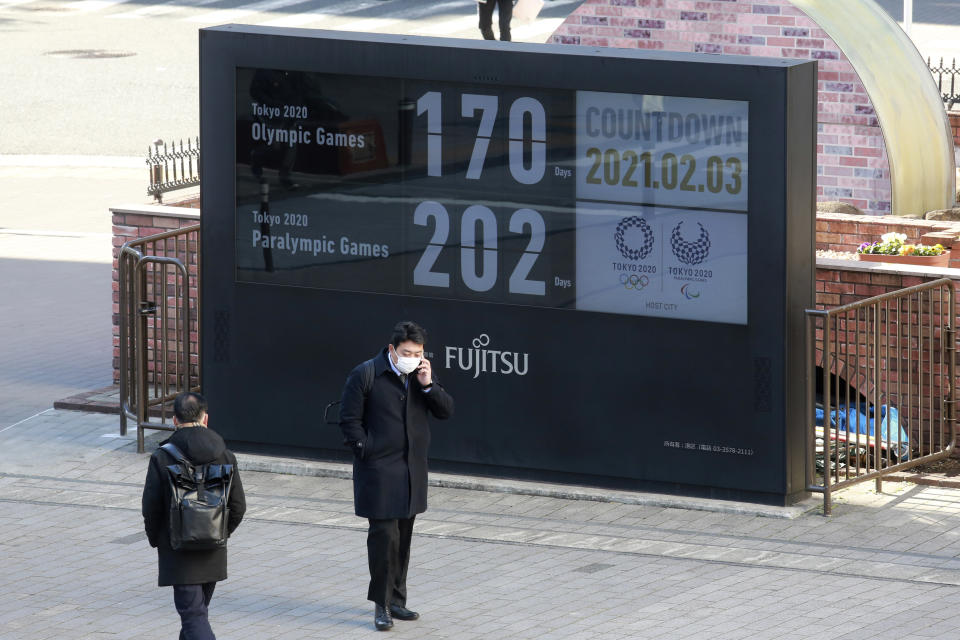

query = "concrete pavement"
[[0, 161, 143, 429], [3, 409, 960, 639]]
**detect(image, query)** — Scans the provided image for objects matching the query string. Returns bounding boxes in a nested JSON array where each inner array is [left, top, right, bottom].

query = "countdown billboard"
[[201, 26, 816, 504]]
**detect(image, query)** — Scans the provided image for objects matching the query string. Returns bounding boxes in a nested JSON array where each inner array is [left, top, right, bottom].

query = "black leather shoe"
[[374, 604, 393, 631], [389, 604, 420, 621]]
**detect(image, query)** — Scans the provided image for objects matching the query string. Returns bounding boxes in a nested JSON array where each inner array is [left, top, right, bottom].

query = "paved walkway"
[[0, 161, 143, 429], [3, 408, 960, 639]]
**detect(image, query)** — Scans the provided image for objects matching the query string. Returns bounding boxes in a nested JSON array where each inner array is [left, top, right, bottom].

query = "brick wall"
[[949, 111, 960, 147], [551, 0, 893, 214], [815, 261, 958, 453], [112, 205, 200, 388], [814, 214, 960, 454], [816, 211, 960, 265]]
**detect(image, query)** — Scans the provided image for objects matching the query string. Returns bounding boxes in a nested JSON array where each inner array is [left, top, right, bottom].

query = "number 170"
[[417, 92, 547, 185]]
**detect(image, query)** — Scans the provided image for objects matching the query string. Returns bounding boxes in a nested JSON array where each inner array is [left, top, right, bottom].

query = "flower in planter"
[[882, 232, 907, 244], [913, 243, 945, 256], [857, 231, 945, 256]]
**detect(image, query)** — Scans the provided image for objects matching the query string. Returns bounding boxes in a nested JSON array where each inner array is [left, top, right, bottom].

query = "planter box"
[[857, 251, 951, 267]]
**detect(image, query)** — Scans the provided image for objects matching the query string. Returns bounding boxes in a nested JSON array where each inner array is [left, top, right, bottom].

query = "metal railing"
[[118, 224, 201, 452], [147, 138, 200, 204], [806, 279, 957, 515], [927, 57, 959, 110]]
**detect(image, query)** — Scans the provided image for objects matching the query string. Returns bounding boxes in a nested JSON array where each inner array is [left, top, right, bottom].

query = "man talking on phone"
[[339, 320, 455, 631]]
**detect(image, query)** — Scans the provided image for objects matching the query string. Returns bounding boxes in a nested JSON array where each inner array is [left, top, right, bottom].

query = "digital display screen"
[[236, 68, 749, 324]]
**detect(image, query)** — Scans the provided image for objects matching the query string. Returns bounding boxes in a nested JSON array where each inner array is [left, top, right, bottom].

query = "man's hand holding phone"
[[416, 358, 432, 387]]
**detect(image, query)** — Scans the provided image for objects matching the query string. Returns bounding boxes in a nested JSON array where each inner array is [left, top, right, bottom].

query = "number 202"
[[412, 201, 546, 296]]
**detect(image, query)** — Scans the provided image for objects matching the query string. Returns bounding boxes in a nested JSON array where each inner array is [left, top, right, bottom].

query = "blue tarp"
[[815, 403, 910, 458]]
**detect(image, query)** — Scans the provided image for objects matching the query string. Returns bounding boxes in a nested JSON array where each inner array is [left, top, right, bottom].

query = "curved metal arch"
[[790, 0, 955, 216]]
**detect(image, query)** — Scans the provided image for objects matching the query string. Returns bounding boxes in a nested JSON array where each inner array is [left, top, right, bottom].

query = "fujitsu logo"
[[444, 334, 529, 379]]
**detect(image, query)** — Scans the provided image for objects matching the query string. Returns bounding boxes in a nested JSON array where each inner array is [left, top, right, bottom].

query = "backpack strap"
[[160, 442, 188, 464], [328, 357, 378, 429], [361, 357, 376, 396], [161, 442, 209, 502]]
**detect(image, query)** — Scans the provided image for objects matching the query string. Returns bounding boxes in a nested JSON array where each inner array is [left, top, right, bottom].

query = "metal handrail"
[[806, 278, 956, 515], [118, 224, 201, 452]]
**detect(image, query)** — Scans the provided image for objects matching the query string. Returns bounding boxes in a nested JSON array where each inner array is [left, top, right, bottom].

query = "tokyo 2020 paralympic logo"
[[614, 216, 654, 261], [670, 221, 711, 265]]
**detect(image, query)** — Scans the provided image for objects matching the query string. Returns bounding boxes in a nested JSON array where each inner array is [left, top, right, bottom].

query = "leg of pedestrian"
[[389, 516, 420, 621], [367, 518, 398, 630], [478, 0, 496, 39], [173, 584, 216, 640], [498, 0, 513, 41]]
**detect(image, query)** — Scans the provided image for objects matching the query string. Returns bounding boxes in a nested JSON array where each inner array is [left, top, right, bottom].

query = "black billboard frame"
[[200, 26, 816, 505]]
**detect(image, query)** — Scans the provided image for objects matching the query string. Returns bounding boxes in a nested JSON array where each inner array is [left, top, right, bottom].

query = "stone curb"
[[886, 473, 960, 489], [237, 454, 821, 519], [53, 387, 121, 415], [51, 393, 820, 518], [52, 398, 120, 415], [53, 386, 176, 418], [49, 399, 823, 518], [51, 398, 880, 518]]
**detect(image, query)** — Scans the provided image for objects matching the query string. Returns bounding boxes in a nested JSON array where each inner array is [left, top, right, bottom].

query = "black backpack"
[[161, 442, 235, 551]]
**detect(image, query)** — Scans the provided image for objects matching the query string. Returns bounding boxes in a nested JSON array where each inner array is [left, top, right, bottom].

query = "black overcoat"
[[340, 349, 454, 519], [142, 426, 246, 586]]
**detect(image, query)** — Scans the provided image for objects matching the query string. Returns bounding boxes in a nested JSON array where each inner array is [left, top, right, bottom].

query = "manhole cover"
[[572, 563, 616, 574], [44, 49, 136, 59], [110, 532, 146, 545]]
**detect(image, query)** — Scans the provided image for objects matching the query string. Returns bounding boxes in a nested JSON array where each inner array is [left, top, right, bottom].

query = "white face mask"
[[393, 352, 421, 375]]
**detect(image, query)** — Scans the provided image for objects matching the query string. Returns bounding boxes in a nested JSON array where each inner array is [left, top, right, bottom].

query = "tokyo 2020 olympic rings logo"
[[620, 273, 650, 291], [614, 216, 654, 261], [472, 334, 490, 349], [670, 221, 711, 265]]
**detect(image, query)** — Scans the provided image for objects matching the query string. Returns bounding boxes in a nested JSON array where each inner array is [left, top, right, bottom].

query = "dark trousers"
[[367, 516, 416, 607], [478, 0, 512, 41], [173, 582, 217, 640]]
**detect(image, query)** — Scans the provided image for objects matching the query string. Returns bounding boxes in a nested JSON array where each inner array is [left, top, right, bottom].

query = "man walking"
[[142, 392, 247, 640], [477, 0, 513, 41], [339, 321, 455, 631]]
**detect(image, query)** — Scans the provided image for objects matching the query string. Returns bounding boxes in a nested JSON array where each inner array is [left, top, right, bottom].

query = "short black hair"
[[391, 320, 427, 347], [173, 391, 208, 423]]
